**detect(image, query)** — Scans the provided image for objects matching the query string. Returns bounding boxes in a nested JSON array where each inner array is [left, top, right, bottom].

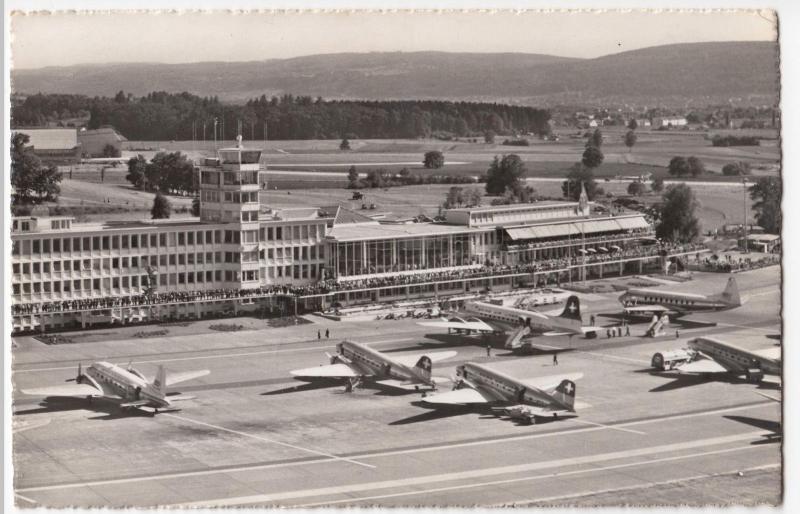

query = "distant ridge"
[[11, 42, 778, 106]]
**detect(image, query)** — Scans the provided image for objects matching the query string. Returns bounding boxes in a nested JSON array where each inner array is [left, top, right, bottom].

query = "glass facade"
[[332, 234, 472, 277]]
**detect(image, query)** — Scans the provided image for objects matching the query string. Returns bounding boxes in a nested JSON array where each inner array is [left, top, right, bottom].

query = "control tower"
[[197, 135, 263, 286]]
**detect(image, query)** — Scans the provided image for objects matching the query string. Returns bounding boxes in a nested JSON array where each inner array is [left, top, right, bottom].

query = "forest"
[[11, 91, 551, 141]]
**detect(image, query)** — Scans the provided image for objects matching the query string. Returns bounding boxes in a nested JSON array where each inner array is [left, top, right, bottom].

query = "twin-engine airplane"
[[21, 362, 210, 413], [655, 337, 781, 386], [619, 276, 742, 318], [418, 295, 598, 351], [422, 362, 584, 424], [290, 340, 456, 392]]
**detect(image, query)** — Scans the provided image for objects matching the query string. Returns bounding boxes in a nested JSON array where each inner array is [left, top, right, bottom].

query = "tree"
[[126, 155, 148, 190], [624, 130, 637, 153], [347, 165, 359, 188], [651, 176, 665, 193], [191, 196, 200, 217], [485, 154, 527, 195], [628, 118, 638, 130], [339, 138, 351, 151], [581, 145, 604, 169], [102, 143, 121, 158], [484, 131, 496, 144], [749, 177, 781, 234], [722, 161, 751, 176], [687, 156, 706, 177], [656, 184, 701, 242], [627, 180, 647, 196], [145, 151, 195, 194], [151, 191, 171, 219], [423, 150, 445, 169], [586, 128, 603, 148], [668, 156, 690, 177], [444, 186, 465, 208], [562, 163, 603, 201], [11, 132, 62, 204], [466, 187, 483, 207]]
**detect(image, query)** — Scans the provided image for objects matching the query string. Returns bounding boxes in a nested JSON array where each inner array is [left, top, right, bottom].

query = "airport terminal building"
[[10, 145, 703, 333]]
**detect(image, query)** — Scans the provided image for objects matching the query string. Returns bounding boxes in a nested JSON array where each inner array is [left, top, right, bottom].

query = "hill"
[[11, 42, 778, 106]]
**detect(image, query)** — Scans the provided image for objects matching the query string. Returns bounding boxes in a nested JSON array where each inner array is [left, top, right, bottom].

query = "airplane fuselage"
[[619, 289, 733, 316], [337, 341, 430, 385], [455, 363, 572, 412], [688, 338, 781, 376], [463, 301, 582, 335], [83, 362, 169, 408]]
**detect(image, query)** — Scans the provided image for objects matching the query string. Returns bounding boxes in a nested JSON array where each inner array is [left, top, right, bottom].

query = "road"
[[11, 267, 781, 508]]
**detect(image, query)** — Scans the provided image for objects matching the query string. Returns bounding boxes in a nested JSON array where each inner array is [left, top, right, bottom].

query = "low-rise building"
[[13, 128, 81, 165]]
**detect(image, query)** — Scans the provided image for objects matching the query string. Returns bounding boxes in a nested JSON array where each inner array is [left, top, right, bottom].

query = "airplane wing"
[[417, 319, 495, 332], [391, 350, 457, 367], [756, 391, 781, 402], [165, 369, 210, 386], [752, 347, 781, 360], [761, 375, 782, 387], [677, 358, 729, 374], [374, 379, 435, 391], [290, 363, 364, 378], [624, 305, 670, 313], [21, 383, 103, 398], [422, 387, 494, 405], [120, 399, 153, 408], [521, 372, 584, 392]]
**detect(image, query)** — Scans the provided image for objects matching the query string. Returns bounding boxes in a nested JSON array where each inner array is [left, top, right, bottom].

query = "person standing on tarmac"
[[553, 353, 559, 366], [326, 328, 330, 338], [486, 344, 492, 357]]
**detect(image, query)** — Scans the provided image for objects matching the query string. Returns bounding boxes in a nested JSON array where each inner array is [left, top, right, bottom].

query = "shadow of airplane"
[[261, 378, 341, 396], [381, 333, 502, 353], [596, 312, 717, 331], [724, 415, 782, 445], [641, 369, 782, 393], [14, 396, 157, 420], [389, 401, 474, 425]]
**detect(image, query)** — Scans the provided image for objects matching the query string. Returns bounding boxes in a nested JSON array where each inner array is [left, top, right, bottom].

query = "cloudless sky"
[[10, 10, 777, 69]]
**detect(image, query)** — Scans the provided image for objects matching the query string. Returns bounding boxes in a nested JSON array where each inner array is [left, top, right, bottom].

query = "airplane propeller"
[[67, 363, 84, 383], [325, 352, 337, 365]]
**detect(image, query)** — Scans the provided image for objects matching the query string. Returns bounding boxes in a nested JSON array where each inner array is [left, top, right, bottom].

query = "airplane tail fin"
[[718, 277, 742, 307], [152, 365, 167, 395], [414, 356, 433, 381], [559, 296, 582, 322], [550, 379, 577, 411]]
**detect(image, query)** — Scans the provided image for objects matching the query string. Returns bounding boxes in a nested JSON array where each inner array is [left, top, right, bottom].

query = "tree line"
[[12, 91, 551, 141]]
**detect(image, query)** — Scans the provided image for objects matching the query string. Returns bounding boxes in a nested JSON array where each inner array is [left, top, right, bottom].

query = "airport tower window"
[[178, 254, 186, 265], [188, 232, 195, 245], [53, 281, 61, 292], [53, 261, 61, 272], [178, 232, 185, 246], [122, 257, 129, 269], [32, 240, 40, 254], [121, 235, 129, 249], [11, 241, 19, 256], [12, 263, 19, 274], [64, 238, 71, 252], [32, 262, 40, 274], [33, 282, 41, 293], [73, 261, 81, 271], [53, 239, 61, 252], [214, 270, 222, 281], [112, 258, 119, 269], [42, 239, 51, 254], [131, 235, 139, 248], [276, 227, 282, 240], [43, 262, 50, 273], [196, 253, 203, 264], [169, 254, 176, 266]]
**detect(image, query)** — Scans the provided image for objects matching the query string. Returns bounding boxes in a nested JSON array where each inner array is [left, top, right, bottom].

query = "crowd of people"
[[697, 253, 780, 273], [11, 242, 706, 316]]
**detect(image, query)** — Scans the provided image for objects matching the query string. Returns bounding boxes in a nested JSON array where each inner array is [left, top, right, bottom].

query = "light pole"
[[742, 177, 749, 253]]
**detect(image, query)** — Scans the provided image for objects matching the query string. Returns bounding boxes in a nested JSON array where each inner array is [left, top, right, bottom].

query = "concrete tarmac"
[[12, 267, 782, 508]]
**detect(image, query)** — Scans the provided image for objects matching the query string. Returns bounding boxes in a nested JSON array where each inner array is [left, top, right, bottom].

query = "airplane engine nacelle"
[[651, 349, 695, 371], [746, 368, 764, 383]]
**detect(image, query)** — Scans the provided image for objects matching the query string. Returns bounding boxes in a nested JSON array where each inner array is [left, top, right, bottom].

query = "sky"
[[10, 9, 777, 69]]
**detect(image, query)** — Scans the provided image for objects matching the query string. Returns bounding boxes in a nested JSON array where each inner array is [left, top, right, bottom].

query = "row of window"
[[12, 225, 326, 257], [12, 247, 326, 278], [12, 264, 324, 298]]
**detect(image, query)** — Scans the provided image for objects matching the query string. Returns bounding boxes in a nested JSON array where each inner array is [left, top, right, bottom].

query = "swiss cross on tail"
[[558, 380, 576, 397], [415, 356, 432, 373], [560, 296, 582, 321]]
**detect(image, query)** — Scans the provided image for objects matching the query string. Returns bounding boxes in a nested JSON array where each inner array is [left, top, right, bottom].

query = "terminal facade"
[[10, 144, 697, 333]]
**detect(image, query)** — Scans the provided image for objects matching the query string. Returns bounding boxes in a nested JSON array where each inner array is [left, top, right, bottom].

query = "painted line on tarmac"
[[569, 350, 650, 366], [714, 323, 780, 334], [14, 493, 39, 505], [174, 432, 769, 507], [15, 337, 418, 373], [566, 418, 646, 435], [489, 462, 781, 507], [300, 447, 776, 508], [16, 401, 772, 494], [162, 413, 375, 469]]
